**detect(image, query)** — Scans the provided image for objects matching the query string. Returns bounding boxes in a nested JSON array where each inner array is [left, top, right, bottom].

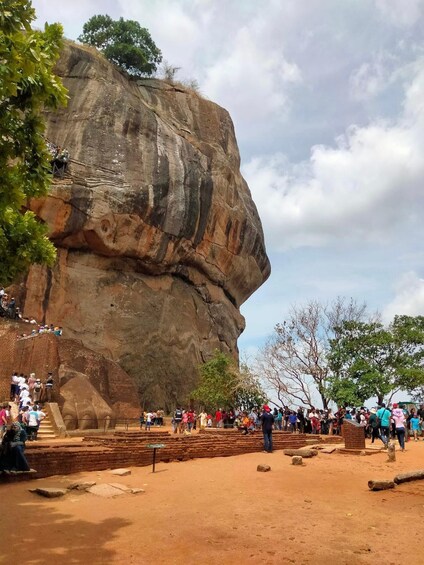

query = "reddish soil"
[[1, 438, 424, 564]]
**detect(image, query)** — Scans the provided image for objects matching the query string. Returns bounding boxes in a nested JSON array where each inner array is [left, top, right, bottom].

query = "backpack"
[[175, 410, 182, 420]]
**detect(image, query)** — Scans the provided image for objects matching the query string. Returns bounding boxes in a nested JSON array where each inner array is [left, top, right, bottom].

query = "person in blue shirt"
[[410, 414, 421, 441], [376, 404, 391, 446]]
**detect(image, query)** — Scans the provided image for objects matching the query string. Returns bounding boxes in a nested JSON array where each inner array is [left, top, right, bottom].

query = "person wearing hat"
[[260, 405, 275, 453], [33, 379, 43, 404], [392, 403, 407, 451]]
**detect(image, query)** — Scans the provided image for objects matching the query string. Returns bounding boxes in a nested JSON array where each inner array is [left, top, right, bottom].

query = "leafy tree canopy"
[[0, 0, 67, 285], [192, 351, 267, 412], [78, 15, 162, 78], [328, 316, 424, 406]]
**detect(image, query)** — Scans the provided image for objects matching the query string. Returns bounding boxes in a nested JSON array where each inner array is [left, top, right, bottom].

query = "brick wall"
[[24, 430, 319, 478], [343, 420, 366, 450]]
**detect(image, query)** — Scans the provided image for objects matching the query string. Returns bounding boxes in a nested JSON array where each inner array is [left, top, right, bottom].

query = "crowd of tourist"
[[0, 287, 63, 338], [0, 289, 19, 320], [139, 403, 424, 447], [0, 371, 55, 473]]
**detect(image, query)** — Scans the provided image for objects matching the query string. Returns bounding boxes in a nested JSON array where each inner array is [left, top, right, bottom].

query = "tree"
[[192, 351, 267, 411], [78, 15, 162, 78], [257, 298, 368, 409], [328, 315, 424, 406], [0, 0, 67, 285]]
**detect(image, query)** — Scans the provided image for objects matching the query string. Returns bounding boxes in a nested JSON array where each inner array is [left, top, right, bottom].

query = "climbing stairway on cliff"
[[37, 414, 56, 441]]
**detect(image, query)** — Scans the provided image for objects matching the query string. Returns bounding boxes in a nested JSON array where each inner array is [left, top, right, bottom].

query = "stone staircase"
[[37, 413, 56, 441]]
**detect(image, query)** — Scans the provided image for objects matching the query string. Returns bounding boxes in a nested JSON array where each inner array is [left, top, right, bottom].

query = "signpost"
[[146, 443, 165, 473]]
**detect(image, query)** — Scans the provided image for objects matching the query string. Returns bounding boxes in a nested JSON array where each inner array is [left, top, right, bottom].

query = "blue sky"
[[33, 0, 424, 359]]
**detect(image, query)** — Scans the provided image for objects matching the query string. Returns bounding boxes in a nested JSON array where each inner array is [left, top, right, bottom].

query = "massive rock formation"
[[15, 42, 270, 409]]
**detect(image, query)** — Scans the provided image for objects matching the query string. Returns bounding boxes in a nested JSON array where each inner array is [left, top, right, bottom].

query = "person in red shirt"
[[187, 410, 195, 432], [215, 409, 223, 428]]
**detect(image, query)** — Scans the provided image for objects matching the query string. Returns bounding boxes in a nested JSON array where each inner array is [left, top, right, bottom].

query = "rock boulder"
[[13, 42, 271, 407]]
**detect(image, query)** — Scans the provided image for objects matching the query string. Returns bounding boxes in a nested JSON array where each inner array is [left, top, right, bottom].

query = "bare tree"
[[256, 298, 370, 409]]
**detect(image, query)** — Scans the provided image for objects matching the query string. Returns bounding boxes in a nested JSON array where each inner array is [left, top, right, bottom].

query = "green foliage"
[[192, 351, 267, 411], [0, 0, 67, 285], [328, 316, 424, 406], [78, 15, 162, 78]]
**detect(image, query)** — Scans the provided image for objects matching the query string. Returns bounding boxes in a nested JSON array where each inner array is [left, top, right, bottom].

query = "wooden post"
[[368, 480, 395, 491]]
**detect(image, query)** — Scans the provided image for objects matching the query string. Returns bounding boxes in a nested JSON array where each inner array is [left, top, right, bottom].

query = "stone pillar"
[[343, 419, 366, 450]]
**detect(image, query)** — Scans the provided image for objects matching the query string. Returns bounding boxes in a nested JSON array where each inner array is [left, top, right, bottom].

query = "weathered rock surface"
[[87, 484, 126, 498], [257, 464, 271, 472], [13, 42, 270, 407], [110, 468, 132, 477], [68, 481, 96, 490], [29, 487, 67, 498], [291, 456, 303, 466]]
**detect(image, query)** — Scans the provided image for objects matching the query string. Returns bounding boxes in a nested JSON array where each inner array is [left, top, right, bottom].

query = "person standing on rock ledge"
[[260, 405, 275, 453]]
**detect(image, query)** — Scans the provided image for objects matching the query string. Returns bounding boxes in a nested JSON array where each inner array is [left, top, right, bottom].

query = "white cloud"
[[243, 63, 424, 251], [349, 53, 394, 101], [202, 26, 301, 133], [375, 0, 424, 27], [383, 272, 424, 321]]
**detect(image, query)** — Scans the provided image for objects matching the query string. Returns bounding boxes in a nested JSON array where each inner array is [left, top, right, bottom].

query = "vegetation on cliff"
[[0, 0, 67, 285], [78, 15, 162, 78]]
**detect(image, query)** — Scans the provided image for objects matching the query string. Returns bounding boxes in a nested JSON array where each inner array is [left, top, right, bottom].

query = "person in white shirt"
[[145, 412, 153, 431]]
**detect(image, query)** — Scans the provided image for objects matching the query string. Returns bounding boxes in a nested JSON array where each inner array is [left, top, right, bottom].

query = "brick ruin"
[[22, 430, 340, 479]]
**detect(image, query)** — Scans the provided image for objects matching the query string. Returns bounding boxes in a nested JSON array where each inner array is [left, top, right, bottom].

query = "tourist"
[[33, 379, 43, 403], [327, 409, 335, 436], [45, 372, 54, 402], [275, 408, 283, 431], [392, 403, 407, 451], [297, 407, 305, 434], [410, 412, 421, 441], [187, 409, 195, 433], [260, 404, 274, 453], [0, 404, 8, 439], [288, 411, 297, 433], [215, 408, 223, 428], [198, 410, 208, 430], [26, 405, 40, 441], [28, 373, 36, 398], [10, 372, 19, 401], [145, 411, 153, 431], [139, 410, 146, 430], [173, 407, 183, 433], [0, 422, 30, 472], [376, 404, 391, 446], [368, 409, 382, 444], [181, 410, 189, 433], [309, 408, 320, 435], [207, 414, 213, 428]]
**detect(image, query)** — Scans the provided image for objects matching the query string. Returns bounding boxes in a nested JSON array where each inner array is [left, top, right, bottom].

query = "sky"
[[32, 0, 424, 359]]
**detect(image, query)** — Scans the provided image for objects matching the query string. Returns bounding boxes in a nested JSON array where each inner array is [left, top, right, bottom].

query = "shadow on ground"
[[0, 489, 131, 564]]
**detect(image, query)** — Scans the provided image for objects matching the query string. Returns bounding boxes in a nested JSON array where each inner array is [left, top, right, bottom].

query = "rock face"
[[15, 42, 271, 408], [0, 322, 140, 430]]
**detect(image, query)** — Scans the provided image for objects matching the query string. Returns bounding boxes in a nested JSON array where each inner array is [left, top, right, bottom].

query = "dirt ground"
[[1, 438, 424, 565]]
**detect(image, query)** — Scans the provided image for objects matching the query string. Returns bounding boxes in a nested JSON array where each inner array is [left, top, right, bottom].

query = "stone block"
[[292, 456, 303, 466], [110, 468, 131, 476], [29, 487, 67, 498], [257, 464, 271, 472]]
